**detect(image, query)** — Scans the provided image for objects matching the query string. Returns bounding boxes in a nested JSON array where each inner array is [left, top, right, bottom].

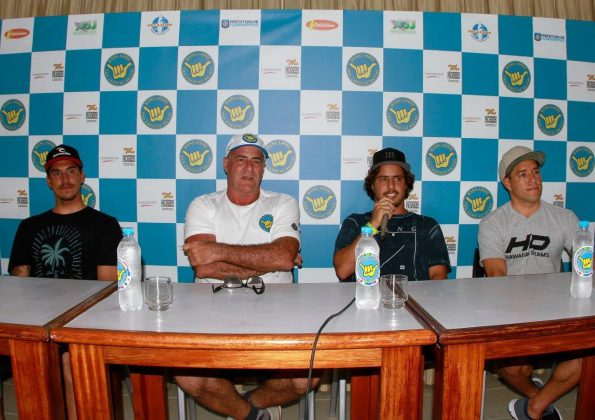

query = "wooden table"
[[407, 272, 595, 420], [52, 282, 435, 419], [0, 276, 115, 419]]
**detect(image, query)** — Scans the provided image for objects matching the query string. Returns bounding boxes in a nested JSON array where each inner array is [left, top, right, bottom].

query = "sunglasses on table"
[[211, 276, 265, 295]]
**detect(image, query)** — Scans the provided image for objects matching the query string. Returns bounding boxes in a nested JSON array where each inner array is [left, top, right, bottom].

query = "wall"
[[0, 10, 594, 282]]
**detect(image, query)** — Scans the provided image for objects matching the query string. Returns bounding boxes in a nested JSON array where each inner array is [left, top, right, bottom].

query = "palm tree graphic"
[[41, 238, 70, 276]]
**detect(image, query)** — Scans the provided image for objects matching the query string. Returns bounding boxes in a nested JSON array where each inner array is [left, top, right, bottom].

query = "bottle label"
[[356, 252, 379, 286], [573, 245, 593, 277], [117, 258, 131, 290]]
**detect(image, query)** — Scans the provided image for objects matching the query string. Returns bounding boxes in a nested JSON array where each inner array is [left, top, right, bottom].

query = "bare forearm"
[[215, 239, 297, 272], [194, 261, 265, 280], [10, 265, 30, 277], [333, 239, 359, 281]]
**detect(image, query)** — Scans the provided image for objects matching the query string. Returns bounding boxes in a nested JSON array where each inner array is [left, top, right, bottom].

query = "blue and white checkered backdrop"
[[0, 10, 594, 282]]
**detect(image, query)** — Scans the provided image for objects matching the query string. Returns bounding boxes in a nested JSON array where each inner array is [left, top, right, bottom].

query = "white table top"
[[0, 276, 112, 327], [65, 282, 426, 334], [408, 272, 595, 330]]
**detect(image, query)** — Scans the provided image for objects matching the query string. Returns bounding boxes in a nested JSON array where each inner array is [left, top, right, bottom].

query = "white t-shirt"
[[184, 189, 300, 283], [478, 201, 578, 275]]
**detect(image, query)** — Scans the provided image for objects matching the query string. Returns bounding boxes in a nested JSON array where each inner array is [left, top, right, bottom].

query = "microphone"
[[380, 214, 389, 240]]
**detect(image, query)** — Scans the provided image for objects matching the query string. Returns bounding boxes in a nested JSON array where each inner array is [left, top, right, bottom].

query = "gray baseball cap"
[[498, 146, 545, 181]]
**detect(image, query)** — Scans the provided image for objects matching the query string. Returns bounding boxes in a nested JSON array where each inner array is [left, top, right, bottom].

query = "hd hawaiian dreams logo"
[[503, 61, 531, 93], [569, 146, 594, 178], [303, 185, 336, 219], [180, 139, 213, 174], [1, 99, 26, 131], [80, 184, 96, 208], [463, 187, 493, 219], [346, 53, 379, 87], [182, 51, 214, 85], [426, 142, 457, 176], [221, 95, 254, 129], [259, 214, 274, 232], [386, 97, 418, 131], [104, 53, 135, 86], [265, 139, 295, 175], [537, 104, 564, 136], [32, 140, 57, 172], [141, 95, 172, 129]]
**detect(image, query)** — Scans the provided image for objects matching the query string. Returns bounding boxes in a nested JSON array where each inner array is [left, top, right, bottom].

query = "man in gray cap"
[[478, 145, 581, 420], [334, 147, 450, 282], [177, 133, 311, 420]]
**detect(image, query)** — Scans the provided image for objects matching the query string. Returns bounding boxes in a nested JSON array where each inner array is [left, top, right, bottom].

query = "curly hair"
[[363, 166, 415, 201]]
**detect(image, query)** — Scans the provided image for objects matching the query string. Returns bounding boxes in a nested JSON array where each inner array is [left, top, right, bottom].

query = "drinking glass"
[[144, 276, 173, 311]]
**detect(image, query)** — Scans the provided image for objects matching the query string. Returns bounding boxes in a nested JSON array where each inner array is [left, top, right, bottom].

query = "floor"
[[0, 369, 577, 419]]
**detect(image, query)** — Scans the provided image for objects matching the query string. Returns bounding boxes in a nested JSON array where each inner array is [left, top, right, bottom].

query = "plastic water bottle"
[[117, 227, 143, 311], [571, 221, 593, 299], [355, 226, 380, 310]]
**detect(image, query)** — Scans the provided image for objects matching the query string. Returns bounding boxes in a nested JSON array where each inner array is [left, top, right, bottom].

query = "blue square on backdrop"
[[342, 91, 383, 135], [0, 219, 21, 265], [534, 58, 566, 100], [340, 180, 371, 221], [261, 180, 299, 202], [261, 10, 301, 45], [423, 12, 461, 52], [176, 90, 217, 134], [100, 91, 137, 134], [216, 135, 233, 179], [0, 136, 27, 177], [499, 97, 533, 140], [383, 136, 423, 179], [99, 179, 136, 222], [421, 181, 460, 224], [299, 136, 341, 180], [462, 53, 498, 96], [567, 183, 595, 222], [138, 223, 177, 265], [33, 16, 67, 51], [458, 224, 479, 267], [65, 49, 101, 92], [423, 94, 461, 137], [138, 47, 178, 90], [259, 90, 300, 135], [301, 225, 340, 270], [178, 266, 195, 283], [176, 179, 216, 223], [384, 49, 423, 93], [567, 19, 595, 62], [218, 46, 259, 90], [0, 54, 30, 94], [498, 15, 532, 57], [497, 182, 509, 207], [137, 135, 176, 179], [63, 136, 99, 178], [301, 47, 342, 90], [103, 12, 141, 48], [534, 140, 566, 182], [461, 139, 498, 181], [29, 178, 55, 216], [29, 93, 63, 135], [180, 10, 219, 46], [344, 10, 383, 48], [568, 101, 595, 142]]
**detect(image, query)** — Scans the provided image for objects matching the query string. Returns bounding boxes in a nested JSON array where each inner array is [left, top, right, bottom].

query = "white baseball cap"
[[225, 134, 268, 158]]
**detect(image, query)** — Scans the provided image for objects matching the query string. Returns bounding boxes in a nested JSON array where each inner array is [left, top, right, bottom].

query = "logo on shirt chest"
[[505, 234, 551, 258], [259, 214, 273, 232]]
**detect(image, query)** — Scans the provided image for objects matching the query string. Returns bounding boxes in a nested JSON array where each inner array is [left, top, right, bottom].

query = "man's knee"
[[289, 376, 321, 395], [498, 363, 532, 378], [175, 375, 212, 396], [552, 358, 582, 383]]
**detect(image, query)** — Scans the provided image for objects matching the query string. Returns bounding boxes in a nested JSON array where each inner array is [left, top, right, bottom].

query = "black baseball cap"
[[369, 147, 411, 174], [44, 145, 83, 173]]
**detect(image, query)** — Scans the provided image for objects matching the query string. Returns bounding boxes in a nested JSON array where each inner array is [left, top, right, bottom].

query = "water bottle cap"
[[122, 227, 134, 235], [361, 226, 373, 235], [579, 221, 589, 229]]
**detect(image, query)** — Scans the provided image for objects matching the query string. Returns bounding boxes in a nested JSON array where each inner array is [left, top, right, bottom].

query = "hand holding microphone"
[[380, 214, 389, 240]]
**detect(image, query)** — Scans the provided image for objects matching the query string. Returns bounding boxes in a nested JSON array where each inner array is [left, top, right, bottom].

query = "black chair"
[[472, 247, 485, 278]]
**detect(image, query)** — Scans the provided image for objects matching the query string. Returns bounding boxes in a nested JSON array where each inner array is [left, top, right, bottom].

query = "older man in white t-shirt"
[[177, 133, 310, 420]]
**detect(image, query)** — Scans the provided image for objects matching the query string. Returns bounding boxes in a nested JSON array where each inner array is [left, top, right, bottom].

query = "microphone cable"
[[304, 296, 356, 419]]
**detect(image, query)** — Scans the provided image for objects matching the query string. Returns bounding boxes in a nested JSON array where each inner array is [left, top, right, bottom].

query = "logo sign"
[[74, 20, 97, 34], [390, 19, 416, 33], [221, 19, 258, 28], [0, 99, 26, 131], [161, 192, 174, 211], [346, 53, 379, 87], [356, 252, 379, 286], [180, 139, 212, 174], [569, 146, 594, 178], [573, 246, 593, 277], [80, 184, 96, 208], [32, 140, 57, 172], [117, 259, 132, 289], [469, 23, 490, 42], [181, 51, 214, 85], [259, 214, 274, 232], [503, 61, 531, 93], [534, 32, 565, 42], [485, 108, 497, 126], [4, 28, 30, 39], [386, 97, 418, 131], [537, 104, 564, 136], [265, 139, 296, 174], [463, 186, 493, 219], [221, 95, 254, 129], [141, 95, 173, 129], [149, 15, 172, 35], [104, 53, 135, 86], [305, 20, 338, 31], [303, 185, 336, 220], [426, 142, 457, 176]]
